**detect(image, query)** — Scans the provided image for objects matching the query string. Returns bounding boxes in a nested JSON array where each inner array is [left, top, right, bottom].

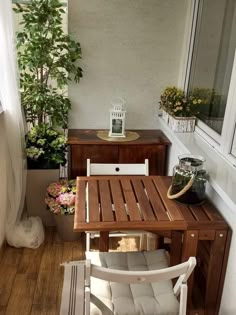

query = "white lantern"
[[109, 98, 126, 138]]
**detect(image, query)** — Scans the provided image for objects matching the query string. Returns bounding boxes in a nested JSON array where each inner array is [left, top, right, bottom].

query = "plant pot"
[[54, 214, 81, 241], [27, 158, 60, 170], [26, 169, 59, 226], [168, 115, 196, 133]]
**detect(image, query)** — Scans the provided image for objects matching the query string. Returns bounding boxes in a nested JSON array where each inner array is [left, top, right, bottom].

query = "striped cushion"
[[86, 250, 179, 315], [60, 262, 85, 315]]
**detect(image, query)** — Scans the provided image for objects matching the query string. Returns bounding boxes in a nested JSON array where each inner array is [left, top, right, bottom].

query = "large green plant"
[[14, 0, 83, 129]]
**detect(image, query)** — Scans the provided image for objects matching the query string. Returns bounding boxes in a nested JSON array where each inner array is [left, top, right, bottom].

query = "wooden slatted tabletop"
[[74, 175, 227, 232]]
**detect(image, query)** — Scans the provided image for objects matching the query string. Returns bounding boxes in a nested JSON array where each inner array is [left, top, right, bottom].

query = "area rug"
[[60, 261, 85, 315]]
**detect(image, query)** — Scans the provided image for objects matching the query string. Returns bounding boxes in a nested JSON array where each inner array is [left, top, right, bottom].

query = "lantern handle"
[[167, 173, 196, 200]]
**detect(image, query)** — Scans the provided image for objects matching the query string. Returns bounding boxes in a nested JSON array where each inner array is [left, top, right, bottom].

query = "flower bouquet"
[[45, 180, 76, 215], [45, 179, 80, 241]]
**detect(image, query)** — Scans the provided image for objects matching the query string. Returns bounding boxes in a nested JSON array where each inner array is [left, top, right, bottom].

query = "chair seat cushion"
[[86, 250, 179, 315]]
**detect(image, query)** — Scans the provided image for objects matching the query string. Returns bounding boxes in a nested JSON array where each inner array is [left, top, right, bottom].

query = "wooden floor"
[[0, 228, 139, 315]]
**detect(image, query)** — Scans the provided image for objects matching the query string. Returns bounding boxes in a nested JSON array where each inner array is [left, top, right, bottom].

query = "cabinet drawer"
[[119, 145, 167, 175], [70, 145, 118, 177]]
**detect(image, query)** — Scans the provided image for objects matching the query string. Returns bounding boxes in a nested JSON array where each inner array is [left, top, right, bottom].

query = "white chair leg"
[[86, 232, 91, 252], [179, 283, 188, 315]]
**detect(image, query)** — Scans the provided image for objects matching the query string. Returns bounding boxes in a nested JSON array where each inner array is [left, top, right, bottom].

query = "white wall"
[[68, 0, 189, 129]]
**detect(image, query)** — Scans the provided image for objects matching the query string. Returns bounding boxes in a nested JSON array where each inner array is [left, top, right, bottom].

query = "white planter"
[[168, 115, 196, 133], [26, 169, 59, 226], [161, 109, 169, 124]]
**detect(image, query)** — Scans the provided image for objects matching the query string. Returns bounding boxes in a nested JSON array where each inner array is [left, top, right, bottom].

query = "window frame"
[[185, 0, 236, 167]]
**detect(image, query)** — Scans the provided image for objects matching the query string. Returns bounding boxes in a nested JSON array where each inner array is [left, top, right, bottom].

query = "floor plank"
[[33, 244, 63, 307], [31, 304, 57, 315], [0, 247, 22, 307], [5, 274, 36, 315], [5, 245, 45, 315], [0, 227, 137, 315]]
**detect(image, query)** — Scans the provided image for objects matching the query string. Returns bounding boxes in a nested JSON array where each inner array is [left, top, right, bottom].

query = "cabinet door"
[[119, 145, 167, 175], [70, 145, 119, 178]]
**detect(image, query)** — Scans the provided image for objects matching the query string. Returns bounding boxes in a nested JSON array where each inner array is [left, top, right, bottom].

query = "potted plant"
[[159, 87, 202, 132], [13, 0, 83, 225], [45, 179, 80, 241]]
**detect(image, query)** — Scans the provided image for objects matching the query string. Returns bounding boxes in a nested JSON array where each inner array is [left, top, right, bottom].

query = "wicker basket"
[[168, 115, 196, 132], [161, 110, 196, 132]]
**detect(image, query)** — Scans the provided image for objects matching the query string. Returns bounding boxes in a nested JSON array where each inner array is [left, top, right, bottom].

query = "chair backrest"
[[86, 158, 149, 176], [82, 256, 196, 315]]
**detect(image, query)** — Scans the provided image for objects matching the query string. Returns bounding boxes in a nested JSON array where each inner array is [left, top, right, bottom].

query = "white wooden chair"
[[86, 158, 155, 252], [60, 250, 196, 315], [87, 158, 149, 176]]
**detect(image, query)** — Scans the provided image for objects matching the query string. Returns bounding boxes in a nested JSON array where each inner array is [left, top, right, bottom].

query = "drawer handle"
[[115, 167, 120, 172]]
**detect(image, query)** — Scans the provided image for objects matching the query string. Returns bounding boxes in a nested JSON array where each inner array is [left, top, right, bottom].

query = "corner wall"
[[68, 0, 189, 129]]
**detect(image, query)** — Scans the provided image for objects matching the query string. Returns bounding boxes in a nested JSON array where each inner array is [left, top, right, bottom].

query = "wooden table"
[[74, 175, 231, 315]]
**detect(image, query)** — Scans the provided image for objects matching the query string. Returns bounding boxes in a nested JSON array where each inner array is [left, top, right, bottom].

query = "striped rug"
[[60, 262, 85, 315]]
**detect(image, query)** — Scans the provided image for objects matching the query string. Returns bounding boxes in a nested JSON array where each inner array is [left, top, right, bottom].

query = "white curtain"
[[0, 0, 44, 248]]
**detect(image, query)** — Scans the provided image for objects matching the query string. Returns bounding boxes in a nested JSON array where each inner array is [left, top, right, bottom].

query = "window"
[[187, 0, 236, 164]]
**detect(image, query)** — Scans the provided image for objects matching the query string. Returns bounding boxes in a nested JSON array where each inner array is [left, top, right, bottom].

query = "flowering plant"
[[159, 86, 202, 117], [26, 123, 67, 169], [45, 180, 76, 215]]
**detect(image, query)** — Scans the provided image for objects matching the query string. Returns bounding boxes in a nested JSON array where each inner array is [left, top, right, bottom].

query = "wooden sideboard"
[[67, 129, 171, 178]]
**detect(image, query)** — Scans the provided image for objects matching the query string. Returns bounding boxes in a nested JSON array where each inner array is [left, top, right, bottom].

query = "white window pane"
[[188, 0, 236, 135]]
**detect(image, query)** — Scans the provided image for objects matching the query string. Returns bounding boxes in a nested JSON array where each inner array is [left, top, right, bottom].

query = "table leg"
[[99, 231, 109, 251], [215, 229, 231, 314], [205, 230, 228, 315], [170, 231, 182, 267], [181, 230, 199, 307]]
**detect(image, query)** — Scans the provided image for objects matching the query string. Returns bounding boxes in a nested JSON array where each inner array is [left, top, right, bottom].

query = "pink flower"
[[47, 182, 63, 197], [56, 192, 75, 206]]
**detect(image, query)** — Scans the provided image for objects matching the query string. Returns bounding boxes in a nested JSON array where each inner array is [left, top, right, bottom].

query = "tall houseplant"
[[14, 0, 83, 169], [14, 0, 83, 226]]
